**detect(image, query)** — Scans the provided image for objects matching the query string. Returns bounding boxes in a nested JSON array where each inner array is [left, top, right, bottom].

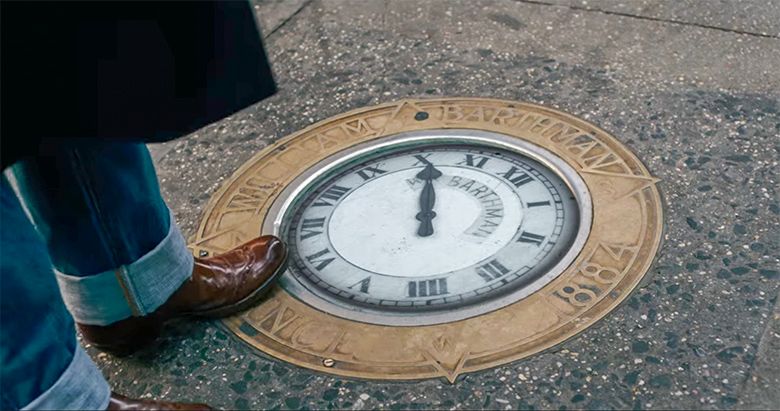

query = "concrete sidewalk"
[[103, 0, 779, 409]]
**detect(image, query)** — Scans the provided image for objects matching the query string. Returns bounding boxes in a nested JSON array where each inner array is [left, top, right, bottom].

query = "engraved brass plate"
[[190, 98, 663, 382]]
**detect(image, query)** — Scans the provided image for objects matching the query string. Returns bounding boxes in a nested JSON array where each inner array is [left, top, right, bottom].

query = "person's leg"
[[7, 141, 286, 354], [0, 175, 111, 410], [7, 142, 194, 327]]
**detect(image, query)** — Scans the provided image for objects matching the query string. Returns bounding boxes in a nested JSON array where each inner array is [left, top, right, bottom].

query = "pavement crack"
[[264, 0, 315, 40], [514, 0, 780, 40]]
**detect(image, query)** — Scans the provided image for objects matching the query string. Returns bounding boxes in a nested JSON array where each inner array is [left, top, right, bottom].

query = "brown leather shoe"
[[79, 235, 287, 355], [108, 392, 212, 410]]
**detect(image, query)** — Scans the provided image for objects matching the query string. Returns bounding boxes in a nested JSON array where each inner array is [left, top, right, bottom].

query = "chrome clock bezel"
[[262, 129, 593, 326]]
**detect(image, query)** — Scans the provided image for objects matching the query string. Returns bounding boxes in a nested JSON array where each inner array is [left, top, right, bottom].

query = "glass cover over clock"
[[272, 130, 591, 325]]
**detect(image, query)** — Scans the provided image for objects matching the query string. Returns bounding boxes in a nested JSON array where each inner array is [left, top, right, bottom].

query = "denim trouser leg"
[[1, 176, 110, 410], [6, 142, 193, 325]]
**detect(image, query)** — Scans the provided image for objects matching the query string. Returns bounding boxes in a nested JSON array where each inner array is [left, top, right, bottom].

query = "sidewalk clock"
[[191, 98, 663, 382]]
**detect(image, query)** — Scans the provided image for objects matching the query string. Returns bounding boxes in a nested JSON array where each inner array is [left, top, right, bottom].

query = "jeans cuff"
[[22, 345, 110, 410], [54, 210, 194, 325]]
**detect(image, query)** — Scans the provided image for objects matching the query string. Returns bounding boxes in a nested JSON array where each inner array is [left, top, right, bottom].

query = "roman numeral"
[[300, 217, 325, 240], [517, 231, 545, 246], [312, 185, 350, 207], [408, 278, 448, 297], [476, 259, 510, 282], [348, 276, 371, 294], [355, 165, 387, 181], [305, 248, 335, 271], [458, 154, 489, 169], [526, 200, 551, 208], [412, 154, 433, 166], [499, 167, 533, 187]]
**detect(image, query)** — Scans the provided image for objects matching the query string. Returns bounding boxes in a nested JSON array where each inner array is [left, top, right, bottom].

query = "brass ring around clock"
[[190, 98, 664, 382]]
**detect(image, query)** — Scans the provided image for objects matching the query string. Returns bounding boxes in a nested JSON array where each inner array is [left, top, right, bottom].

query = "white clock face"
[[278, 137, 586, 324]]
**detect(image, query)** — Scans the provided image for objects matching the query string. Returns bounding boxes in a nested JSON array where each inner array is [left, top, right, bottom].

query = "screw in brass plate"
[[322, 358, 336, 367], [414, 111, 429, 121]]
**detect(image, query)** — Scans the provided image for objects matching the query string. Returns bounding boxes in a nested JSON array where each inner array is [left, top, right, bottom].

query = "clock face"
[[277, 131, 589, 325]]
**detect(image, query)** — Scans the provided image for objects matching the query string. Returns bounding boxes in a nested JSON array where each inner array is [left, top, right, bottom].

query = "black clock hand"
[[415, 163, 443, 237]]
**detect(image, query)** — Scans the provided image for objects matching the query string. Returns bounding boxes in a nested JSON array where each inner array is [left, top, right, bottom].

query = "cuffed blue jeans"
[[1, 143, 193, 410]]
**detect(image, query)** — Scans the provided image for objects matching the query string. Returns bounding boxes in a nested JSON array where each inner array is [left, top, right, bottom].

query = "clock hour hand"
[[415, 163, 443, 237]]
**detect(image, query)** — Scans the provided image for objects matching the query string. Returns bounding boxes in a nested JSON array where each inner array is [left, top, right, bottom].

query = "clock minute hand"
[[415, 163, 443, 237]]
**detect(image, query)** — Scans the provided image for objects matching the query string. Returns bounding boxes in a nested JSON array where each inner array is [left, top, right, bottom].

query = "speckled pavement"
[[91, 1, 780, 409]]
